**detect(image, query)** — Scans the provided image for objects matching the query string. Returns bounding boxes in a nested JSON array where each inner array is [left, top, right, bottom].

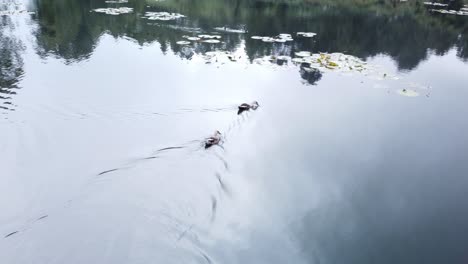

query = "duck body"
[[238, 101, 259, 115], [205, 131, 222, 149]]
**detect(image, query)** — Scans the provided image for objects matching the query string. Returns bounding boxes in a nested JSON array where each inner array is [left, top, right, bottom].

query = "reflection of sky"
[[1, 9, 468, 264], [208, 49, 468, 264]]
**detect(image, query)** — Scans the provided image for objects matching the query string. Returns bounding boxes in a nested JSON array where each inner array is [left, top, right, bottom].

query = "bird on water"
[[238, 101, 259, 115], [205, 130, 222, 149]]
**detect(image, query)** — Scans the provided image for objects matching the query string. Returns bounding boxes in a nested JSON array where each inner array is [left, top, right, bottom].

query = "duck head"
[[251, 101, 259, 110]]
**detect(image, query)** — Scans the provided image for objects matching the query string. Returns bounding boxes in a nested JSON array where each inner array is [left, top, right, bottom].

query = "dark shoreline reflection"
[[32, 0, 468, 70], [0, 7, 25, 113]]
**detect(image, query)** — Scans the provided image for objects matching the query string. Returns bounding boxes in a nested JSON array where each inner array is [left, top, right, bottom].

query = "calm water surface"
[[1, 0, 468, 263]]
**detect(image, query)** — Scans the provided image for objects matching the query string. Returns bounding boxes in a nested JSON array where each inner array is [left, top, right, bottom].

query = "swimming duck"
[[205, 130, 222, 149], [238, 101, 259, 115]]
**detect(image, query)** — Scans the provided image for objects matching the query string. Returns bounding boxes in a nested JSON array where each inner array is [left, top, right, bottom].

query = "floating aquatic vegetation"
[[203, 39, 221, 43], [195, 34, 222, 43], [144, 11, 185, 20], [187, 48, 425, 93], [276, 33, 293, 42], [423, 2, 448, 7], [292, 57, 306, 63], [93, 7, 133, 15], [214, 27, 246, 34], [295, 51, 311, 57], [290, 52, 383, 77], [105, 0, 128, 3], [429, 9, 468, 16], [251, 34, 293, 43], [186, 37, 201, 41], [261, 37, 276, 43], [277, 55, 291, 61], [176, 41, 191, 45], [164, 25, 201, 33], [198, 34, 221, 39], [198, 50, 246, 65], [397, 89, 419, 97], [251, 55, 293, 67], [297, 32, 317, 38]]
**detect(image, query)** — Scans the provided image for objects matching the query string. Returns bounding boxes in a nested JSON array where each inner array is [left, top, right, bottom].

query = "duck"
[[238, 101, 259, 115], [205, 130, 222, 149]]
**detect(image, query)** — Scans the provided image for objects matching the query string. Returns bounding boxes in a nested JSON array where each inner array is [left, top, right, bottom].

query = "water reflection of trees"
[[0, 16, 25, 112], [32, 0, 468, 70]]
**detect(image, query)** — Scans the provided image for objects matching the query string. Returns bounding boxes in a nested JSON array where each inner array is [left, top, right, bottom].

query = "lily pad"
[[328, 61, 339, 67], [198, 34, 221, 39], [274, 38, 287, 43], [187, 37, 201, 41], [261, 37, 276, 43], [277, 56, 291, 61], [278, 33, 292, 38], [295, 51, 311, 57], [144, 12, 185, 20], [105, 0, 128, 3], [292, 58, 306, 63], [251, 36, 264, 40], [93, 7, 133, 15], [430, 8, 468, 16], [203, 39, 221, 43], [176, 41, 191, 45], [214, 27, 246, 33], [297, 32, 317, 38], [423, 2, 448, 6]]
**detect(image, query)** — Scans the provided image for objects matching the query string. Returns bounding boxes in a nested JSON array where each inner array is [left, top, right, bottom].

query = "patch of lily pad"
[[297, 32, 317, 38], [191, 48, 428, 96], [185, 36, 201, 41], [423, 2, 448, 7], [250, 33, 293, 43], [295, 51, 311, 57], [200, 51, 245, 64], [203, 39, 221, 44], [198, 34, 221, 39], [105, 0, 128, 3], [291, 52, 370, 72], [214, 27, 246, 34], [93, 7, 133, 15], [144, 11, 185, 20], [429, 9, 468, 16], [176, 41, 191, 45]]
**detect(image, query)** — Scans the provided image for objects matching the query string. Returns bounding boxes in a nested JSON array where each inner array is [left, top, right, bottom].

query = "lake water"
[[1, 0, 468, 263]]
